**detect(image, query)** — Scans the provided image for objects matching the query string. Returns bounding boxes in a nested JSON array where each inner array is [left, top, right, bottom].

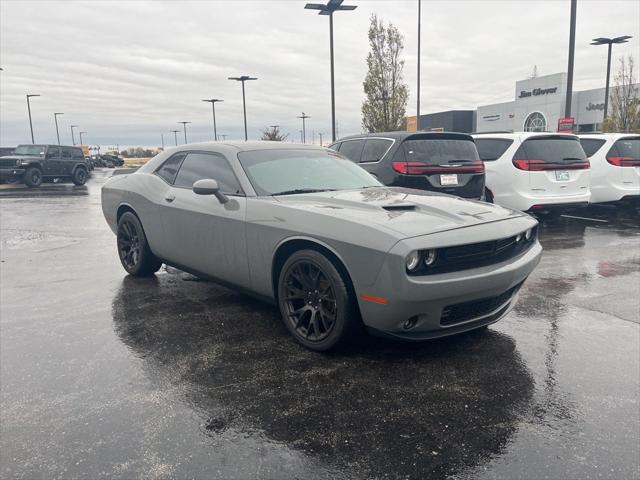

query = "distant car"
[[473, 132, 590, 213], [328, 132, 485, 200], [99, 154, 124, 168], [0, 144, 89, 187], [578, 133, 639, 204], [101, 141, 541, 351]]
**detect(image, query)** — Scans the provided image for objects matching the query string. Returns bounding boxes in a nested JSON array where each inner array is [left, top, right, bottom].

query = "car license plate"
[[440, 174, 458, 186], [555, 170, 570, 181]]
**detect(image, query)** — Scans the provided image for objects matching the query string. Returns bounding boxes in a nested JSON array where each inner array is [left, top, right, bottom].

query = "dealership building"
[[407, 72, 639, 134]]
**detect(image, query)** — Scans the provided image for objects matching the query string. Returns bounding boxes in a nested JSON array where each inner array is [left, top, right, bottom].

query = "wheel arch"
[[271, 237, 358, 305]]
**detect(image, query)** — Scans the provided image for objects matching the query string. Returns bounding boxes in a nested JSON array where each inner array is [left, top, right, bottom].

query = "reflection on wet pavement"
[[1, 171, 638, 479]]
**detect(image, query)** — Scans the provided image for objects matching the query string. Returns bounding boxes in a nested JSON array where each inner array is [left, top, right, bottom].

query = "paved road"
[[1, 170, 639, 479]]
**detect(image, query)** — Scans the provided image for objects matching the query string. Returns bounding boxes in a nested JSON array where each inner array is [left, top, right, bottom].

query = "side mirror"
[[192, 178, 228, 204]]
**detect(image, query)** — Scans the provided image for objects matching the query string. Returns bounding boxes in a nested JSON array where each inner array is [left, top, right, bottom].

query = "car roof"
[[335, 131, 473, 142], [578, 133, 640, 140], [167, 141, 327, 154], [472, 132, 580, 141]]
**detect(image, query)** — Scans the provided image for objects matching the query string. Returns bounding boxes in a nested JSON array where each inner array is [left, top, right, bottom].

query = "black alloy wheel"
[[24, 167, 42, 187], [72, 167, 87, 186], [116, 212, 162, 276], [278, 249, 359, 351]]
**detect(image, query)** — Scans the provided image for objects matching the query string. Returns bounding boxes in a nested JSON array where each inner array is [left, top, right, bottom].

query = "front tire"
[[117, 212, 162, 276], [24, 167, 42, 187], [277, 249, 358, 351], [72, 167, 87, 185]]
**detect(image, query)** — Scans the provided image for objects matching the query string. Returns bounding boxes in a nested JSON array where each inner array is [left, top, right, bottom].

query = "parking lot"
[[1, 169, 638, 479]]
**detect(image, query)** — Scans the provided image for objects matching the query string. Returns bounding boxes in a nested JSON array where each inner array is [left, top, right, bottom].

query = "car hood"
[[272, 187, 524, 238], [1, 155, 42, 162]]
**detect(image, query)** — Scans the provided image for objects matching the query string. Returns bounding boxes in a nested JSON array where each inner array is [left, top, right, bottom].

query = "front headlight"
[[424, 249, 437, 266], [406, 251, 420, 272], [525, 228, 533, 241]]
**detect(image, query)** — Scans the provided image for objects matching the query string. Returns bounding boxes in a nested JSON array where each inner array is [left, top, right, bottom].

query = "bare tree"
[[603, 55, 640, 133], [260, 125, 289, 141], [361, 15, 409, 133]]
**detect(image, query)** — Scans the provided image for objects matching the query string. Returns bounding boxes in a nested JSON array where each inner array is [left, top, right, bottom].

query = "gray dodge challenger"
[[102, 141, 542, 351]]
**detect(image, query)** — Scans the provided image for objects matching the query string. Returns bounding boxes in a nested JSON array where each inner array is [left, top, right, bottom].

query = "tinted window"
[[72, 148, 85, 159], [579, 138, 606, 157], [475, 138, 514, 161], [338, 139, 365, 161], [237, 149, 380, 196], [174, 152, 242, 194], [156, 152, 186, 184], [402, 139, 479, 165], [609, 137, 640, 159], [361, 139, 393, 162], [45, 146, 60, 158], [61, 147, 74, 159], [327, 143, 340, 151], [515, 137, 586, 164], [15, 145, 46, 156]]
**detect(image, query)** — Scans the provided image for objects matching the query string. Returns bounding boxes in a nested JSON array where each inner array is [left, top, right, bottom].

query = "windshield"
[[237, 149, 381, 196], [14, 145, 47, 156], [401, 139, 479, 165]]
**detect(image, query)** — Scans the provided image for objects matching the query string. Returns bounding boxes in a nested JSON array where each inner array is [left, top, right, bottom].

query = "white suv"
[[473, 132, 591, 212], [578, 133, 640, 204]]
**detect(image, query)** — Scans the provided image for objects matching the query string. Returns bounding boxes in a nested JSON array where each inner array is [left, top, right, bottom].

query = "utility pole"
[[297, 112, 310, 143], [54, 112, 64, 145], [416, 0, 422, 131], [564, 0, 577, 118], [26, 94, 40, 144]]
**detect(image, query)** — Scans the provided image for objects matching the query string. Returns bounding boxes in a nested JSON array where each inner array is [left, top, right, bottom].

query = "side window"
[[475, 139, 513, 161], [72, 148, 84, 159], [579, 139, 606, 157], [155, 152, 186, 185], [361, 139, 393, 163], [174, 152, 242, 194], [327, 142, 340, 151], [61, 147, 74, 159], [46, 146, 60, 159], [338, 139, 365, 162]]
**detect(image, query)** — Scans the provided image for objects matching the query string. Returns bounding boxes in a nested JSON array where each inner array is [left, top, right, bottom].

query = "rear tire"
[[72, 167, 87, 186], [117, 211, 162, 276], [277, 249, 359, 351], [483, 188, 494, 203], [24, 167, 42, 187]]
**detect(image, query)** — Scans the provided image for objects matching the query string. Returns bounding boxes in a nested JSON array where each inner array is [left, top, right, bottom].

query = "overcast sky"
[[1, 0, 638, 148]]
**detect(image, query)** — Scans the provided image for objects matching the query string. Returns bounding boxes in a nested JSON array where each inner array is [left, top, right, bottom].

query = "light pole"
[[299, 130, 304, 143], [79, 131, 87, 146], [70, 125, 78, 145], [228, 76, 257, 141], [297, 112, 310, 144], [178, 121, 191, 144], [171, 129, 180, 146], [416, 0, 422, 131], [591, 35, 632, 120], [202, 99, 223, 140], [564, 0, 577, 119], [304, 0, 357, 142], [319, 132, 324, 146], [54, 112, 64, 145], [161, 133, 165, 149], [219, 134, 228, 141], [26, 94, 40, 144]]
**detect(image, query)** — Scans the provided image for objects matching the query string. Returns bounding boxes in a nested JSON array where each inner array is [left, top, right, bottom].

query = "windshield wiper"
[[272, 188, 336, 196], [563, 157, 584, 162], [447, 159, 474, 163]]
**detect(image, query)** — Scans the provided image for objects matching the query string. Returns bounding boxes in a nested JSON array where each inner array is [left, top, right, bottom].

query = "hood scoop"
[[382, 203, 417, 211]]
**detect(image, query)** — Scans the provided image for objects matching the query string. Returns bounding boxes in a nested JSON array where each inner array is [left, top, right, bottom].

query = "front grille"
[[410, 227, 537, 276], [0, 159, 18, 168], [440, 283, 522, 326]]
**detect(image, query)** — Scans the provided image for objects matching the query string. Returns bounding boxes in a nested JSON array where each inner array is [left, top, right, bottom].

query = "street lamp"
[[26, 94, 41, 144], [297, 112, 310, 144], [70, 125, 78, 145], [161, 133, 165, 149], [178, 121, 192, 144], [79, 131, 87, 146], [319, 132, 324, 146], [228, 76, 258, 141], [416, 0, 422, 131], [299, 130, 304, 143], [202, 99, 223, 141], [564, 0, 577, 119], [54, 112, 64, 145], [219, 134, 228, 141], [304, 0, 357, 142], [591, 35, 632, 120], [171, 129, 180, 146]]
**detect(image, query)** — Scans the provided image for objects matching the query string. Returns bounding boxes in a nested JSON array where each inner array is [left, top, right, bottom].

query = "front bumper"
[[356, 219, 542, 341], [0, 168, 25, 180]]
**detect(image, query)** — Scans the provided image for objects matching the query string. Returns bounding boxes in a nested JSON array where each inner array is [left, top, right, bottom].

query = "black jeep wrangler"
[[0, 144, 89, 187]]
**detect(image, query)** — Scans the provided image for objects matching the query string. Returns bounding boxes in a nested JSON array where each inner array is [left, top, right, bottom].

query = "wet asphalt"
[[1, 169, 639, 480]]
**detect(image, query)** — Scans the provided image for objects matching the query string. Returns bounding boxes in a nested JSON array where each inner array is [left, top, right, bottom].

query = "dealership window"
[[174, 152, 242, 194], [523, 112, 547, 132], [475, 139, 514, 161], [361, 139, 393, 162]]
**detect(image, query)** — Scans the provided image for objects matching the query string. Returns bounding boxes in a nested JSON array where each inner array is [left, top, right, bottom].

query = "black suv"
[[329, 132, 485, 199], [0, 144, 89, 187]]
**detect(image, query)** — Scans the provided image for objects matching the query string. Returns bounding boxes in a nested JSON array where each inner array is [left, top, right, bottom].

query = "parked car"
[[328, 132, 485, 199], [0, 144, 89, 187], [473, 132, 590, 213], [102, 142, 541, 351], [100, 154, 124, 168], [578, 133, 640, 204]]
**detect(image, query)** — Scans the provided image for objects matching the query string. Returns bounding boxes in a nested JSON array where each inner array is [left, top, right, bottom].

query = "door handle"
[[164, 193, 176, 203]]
